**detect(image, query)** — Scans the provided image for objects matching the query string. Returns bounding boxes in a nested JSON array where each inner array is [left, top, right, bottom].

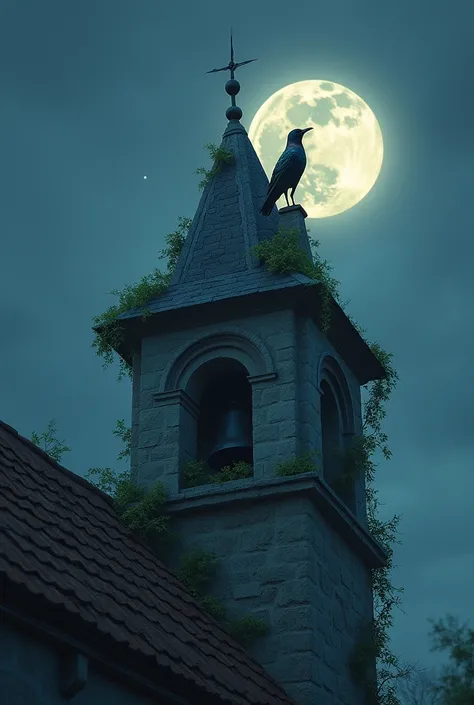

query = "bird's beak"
[[302, 127, 313, 134]]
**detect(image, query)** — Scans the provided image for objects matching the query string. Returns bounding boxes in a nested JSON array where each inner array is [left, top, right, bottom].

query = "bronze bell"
[[207, 399, 253, 472]]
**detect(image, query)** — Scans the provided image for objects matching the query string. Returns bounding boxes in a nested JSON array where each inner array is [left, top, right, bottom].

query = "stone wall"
[[168, 488, 374, 705]]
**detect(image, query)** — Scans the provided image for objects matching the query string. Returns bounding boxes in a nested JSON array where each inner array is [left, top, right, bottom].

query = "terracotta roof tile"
[[0, 420, 296, 705]]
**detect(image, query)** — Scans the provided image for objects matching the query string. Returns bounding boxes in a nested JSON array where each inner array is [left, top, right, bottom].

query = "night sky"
[[1, 0, 472, 675]]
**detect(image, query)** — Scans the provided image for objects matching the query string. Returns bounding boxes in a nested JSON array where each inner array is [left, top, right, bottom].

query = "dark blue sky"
[[1, 0, 472, 675]]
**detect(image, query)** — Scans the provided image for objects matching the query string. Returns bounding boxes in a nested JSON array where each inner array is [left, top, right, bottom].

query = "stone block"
[[139, 429, 162, 448], [232, 582, 262, 600], [275, 346, 295, 363], [279, 384, 297, 401], [241, 524, 274, 551], [276, 580, 317, 608], [261, 387, 281, 404], [150, 445, 176, 461], [279, 630, 317, 653], [276, 360, 296, 383], [257, 564, 296, 584], [273, 542, 315, 566], [273, 605, 317, 633], [253, 424, 279, 443], [278, 419, 298, 439], [272, 652, 315, 682], [267, 401, 296, 424], [276, 517, 311, 544]]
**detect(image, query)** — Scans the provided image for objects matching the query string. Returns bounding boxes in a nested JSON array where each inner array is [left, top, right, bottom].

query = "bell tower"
[[108, 37, 387, 705]]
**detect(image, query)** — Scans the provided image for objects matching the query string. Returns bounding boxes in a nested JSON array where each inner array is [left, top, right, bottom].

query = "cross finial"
[[206, 30, 257, 121]]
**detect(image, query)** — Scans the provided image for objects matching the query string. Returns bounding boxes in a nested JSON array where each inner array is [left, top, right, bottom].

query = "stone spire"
[[170, 32, 285, 287]]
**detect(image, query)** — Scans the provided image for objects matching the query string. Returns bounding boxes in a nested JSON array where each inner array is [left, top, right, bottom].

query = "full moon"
[[248, 80, 384, 218]]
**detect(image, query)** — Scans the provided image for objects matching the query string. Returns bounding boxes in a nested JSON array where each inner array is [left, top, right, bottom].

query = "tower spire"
[[206, 29, 257, 121]]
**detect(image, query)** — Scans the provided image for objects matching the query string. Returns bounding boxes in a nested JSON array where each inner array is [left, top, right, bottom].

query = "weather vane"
[[206, 29, 257, 120]]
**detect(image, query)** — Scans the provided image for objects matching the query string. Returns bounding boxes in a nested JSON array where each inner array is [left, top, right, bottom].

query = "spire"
[[170, 33, 285, 287], [104, 36, 385, 388]]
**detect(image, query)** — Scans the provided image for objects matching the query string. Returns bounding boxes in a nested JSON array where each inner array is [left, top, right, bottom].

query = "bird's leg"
[[290, 187, 296, 206], [284, 191, 290, 208]]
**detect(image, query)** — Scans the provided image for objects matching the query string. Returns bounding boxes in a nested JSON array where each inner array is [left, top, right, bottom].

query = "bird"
[[260, 127, 313, 216]]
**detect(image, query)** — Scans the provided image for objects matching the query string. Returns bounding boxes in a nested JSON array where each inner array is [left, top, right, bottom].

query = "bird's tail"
[[260, 195, 275, 216]]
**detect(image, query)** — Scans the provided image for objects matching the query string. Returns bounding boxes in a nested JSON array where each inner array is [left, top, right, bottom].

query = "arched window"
[[195, 359, 253, 475], [321, 378, 342, 488], [319, 358, 356, 511]]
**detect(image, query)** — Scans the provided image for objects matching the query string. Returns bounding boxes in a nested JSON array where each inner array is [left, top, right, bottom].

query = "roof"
[[114, 267, 386, 385], [0, 419, 296, 705], [118, 268, 306, 321], [169, 119, 281, 288]]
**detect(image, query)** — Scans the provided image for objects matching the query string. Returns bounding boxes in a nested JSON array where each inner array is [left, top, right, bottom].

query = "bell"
[[207, 399, 253, 472]]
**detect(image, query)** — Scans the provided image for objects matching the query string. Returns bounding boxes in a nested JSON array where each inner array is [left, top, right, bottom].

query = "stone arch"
[[160, 328, 274, 482], [160, 326, 274, 401], [317, 354, 355, 435], [317, 354, 356, 507]]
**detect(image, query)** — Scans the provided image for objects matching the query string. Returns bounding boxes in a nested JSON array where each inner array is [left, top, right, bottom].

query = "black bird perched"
[[260, 127, 313, 216]]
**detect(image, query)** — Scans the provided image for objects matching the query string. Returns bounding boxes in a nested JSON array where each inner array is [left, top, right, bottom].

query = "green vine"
[[252, 228, 340, 332], [86, 466, 170, 545], [195, 143, 234, 190], [91, 216, 192, 381], [86, 441, 264, 648], [176, 549, 268, 647], [31, 419, 71, 463], [274, 452, 320, 477], [182, 459, 253, 489]]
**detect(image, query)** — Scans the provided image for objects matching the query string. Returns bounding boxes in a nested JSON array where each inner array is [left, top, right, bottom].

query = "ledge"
[[167, 473, 387, 569]]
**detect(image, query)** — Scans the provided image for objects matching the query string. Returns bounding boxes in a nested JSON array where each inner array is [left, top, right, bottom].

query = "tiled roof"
[[117, 268, 309, 321], [0, 420, 295, 705]]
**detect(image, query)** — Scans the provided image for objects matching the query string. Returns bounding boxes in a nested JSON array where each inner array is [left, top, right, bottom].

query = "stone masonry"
[[129, 295, 385, 705]]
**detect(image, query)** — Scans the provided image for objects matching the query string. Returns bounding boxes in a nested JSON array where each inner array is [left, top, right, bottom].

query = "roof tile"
[[0, 420, 296, 705]]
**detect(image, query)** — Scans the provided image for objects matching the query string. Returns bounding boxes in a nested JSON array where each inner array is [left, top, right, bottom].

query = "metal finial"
[[206, 29, 257, 120]]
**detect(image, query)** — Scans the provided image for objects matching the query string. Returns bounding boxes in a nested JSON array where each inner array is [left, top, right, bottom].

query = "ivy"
[[31, 419, 71, 463], [227, 615, 269, 648], [195, 143, 234, 190], [177, 549, 219, 596], [252, 229, 340, 332], [182, 459, 253, 489], [176, 549, 267, 647], [113, 419, 132, 461], [86, 466, 170, 544], [91, 216, 191, 381], [274, 452, 320, 477]]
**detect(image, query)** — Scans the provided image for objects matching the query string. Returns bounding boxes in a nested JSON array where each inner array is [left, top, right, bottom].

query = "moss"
[[252, 229, 340, 332], [274, 452, 320, 477], [85, 467, 169, 544], [176, 549, 267, 647], [196, 143, 234, 190], [227, 615, 269, 647], [177, 549, 219, 596], [91, 217, 191, 381], [182, 459, 253, 489]]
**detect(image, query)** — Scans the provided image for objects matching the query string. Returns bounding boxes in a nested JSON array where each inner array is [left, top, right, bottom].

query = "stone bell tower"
[[109, 39, 387, 705]]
